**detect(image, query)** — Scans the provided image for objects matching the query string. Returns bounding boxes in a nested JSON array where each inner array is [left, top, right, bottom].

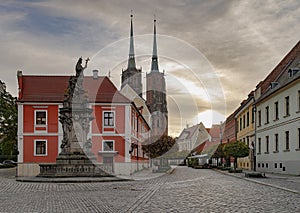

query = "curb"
[[213, 169, 300, 195], [16, 176, 133, 183]]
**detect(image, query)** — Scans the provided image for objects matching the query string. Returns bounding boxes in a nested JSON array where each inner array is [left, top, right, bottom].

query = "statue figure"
[[75, 57, 90, 77]]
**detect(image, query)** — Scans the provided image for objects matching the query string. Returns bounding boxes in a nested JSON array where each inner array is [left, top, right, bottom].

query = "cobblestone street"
[[0, 167, 299, 212]]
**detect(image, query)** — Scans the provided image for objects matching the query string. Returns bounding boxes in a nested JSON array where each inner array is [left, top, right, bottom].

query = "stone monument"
[[38, 58, 112, 177]]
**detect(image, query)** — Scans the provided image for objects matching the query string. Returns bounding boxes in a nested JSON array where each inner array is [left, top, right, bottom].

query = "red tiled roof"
[[18, 75, 131, 103]]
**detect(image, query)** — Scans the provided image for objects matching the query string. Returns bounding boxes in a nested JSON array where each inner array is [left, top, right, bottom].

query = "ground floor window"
[[34, 140, 47, 156], [102, 140, 114, 152]]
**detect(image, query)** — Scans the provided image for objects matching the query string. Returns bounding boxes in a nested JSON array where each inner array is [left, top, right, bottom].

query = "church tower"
[[146, 18, 168, 138], [121, 14, 142, 97]]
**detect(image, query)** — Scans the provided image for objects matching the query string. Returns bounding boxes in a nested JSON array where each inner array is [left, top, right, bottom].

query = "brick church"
[[121, 15, 168, 138]]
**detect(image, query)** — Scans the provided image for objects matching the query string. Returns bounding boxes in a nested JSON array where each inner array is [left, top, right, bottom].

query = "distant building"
[[177, 123, 210, 153], [121, 15, 168, 138], [17, 71, 150, 177], [235, 92, 255, 170], [254, 41, 300, 175], [222, 111, 237, 144]]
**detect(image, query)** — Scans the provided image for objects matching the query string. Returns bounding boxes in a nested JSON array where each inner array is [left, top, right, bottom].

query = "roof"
[[18, 75, 131, 103], [177, 124, 200, 140], [255, 65, 300, 104], [259, 40, 300, 94]]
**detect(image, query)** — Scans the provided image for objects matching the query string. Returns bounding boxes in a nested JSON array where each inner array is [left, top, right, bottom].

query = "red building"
[[17, 71, 150, 177]]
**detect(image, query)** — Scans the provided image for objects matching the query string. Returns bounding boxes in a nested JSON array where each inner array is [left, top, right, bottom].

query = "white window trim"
[[103, 111, 115, 127], [102, 140, 115, 152], [34, 110, 48, 132], [34, 139, 47, 156]]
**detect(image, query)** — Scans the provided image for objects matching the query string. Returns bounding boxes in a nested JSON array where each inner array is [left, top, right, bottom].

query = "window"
[[298, 90, 300, 111], [265, 106, 269, 124], [240, 118, 242, 131], [34, 140, 47, 156], [285, 96, 290, 116], [35, 110, 47, 125], [274, 102, 279, 120], [102, 141, 114, 152], [280, 163, 282, 168], [262, 163, 264, 168], [275, 133, 279, 152], [258, 110, 261, 126], [246, 136, 249, 147], [251, 107, 255, 123], [274, 163, 277, 168], [103, 111, 114, 127], [243, 115, 245, 129], [298, 128, 300, 149], [258, 138, 261, 153], [285, 131, 289, 150], [266, 163, 268, 168], [258, 163, 260, 168], [265, 136, 269, 153], [246, 111, 249, 127]]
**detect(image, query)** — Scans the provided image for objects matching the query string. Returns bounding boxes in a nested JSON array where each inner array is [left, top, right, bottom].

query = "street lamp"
[[253, 105, 257, 171]]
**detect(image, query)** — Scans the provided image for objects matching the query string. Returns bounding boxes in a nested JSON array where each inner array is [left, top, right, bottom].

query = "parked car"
[[2, 160, 17, 166]]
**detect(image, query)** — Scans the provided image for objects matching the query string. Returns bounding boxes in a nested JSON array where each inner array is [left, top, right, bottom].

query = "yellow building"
[[235, 93, 255, 170]]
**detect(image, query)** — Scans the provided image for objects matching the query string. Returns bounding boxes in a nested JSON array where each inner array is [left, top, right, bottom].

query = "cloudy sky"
[[1, 0, 300, 136]]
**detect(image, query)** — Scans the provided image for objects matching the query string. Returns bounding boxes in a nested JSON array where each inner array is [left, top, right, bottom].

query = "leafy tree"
[[223, 141, 249, 171], [142, 135, 176, 159], [0, 81, 18, 157], [212, 143, 226, 166]]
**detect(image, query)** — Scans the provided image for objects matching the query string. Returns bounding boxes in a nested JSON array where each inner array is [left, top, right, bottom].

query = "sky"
[[1, 0, 300, 137]]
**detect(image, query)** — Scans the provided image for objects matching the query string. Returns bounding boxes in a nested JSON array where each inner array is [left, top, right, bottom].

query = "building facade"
[[177, 123, 209, 152], [235, 93, 255, 170], [255, 64, 300, 175], [17, 71, 150, 177]]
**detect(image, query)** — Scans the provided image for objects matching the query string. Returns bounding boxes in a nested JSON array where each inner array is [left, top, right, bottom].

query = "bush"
[[229, 168, 242, 173], [245, 172, 266, 178], [0, 164, 16, 169]]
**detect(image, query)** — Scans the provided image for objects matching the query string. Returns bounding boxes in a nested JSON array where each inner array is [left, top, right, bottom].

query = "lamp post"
[[253, 105, 257, 171]]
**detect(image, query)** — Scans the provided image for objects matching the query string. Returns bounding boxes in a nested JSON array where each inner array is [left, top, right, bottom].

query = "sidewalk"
[[215, 169, 300, 194]]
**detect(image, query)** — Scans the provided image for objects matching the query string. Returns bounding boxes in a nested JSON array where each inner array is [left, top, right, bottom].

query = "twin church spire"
[[121, 13, 161, 97]]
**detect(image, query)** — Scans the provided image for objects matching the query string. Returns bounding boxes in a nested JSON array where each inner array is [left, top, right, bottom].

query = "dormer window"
[[288, 68, 299, 78], [270, 82, 279, 89]]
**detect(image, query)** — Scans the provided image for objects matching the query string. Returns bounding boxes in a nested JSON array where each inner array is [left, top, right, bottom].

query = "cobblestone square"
[[0, 167, 299, 212]]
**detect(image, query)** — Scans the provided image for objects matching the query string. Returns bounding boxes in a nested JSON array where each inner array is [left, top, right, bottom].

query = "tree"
[[0, 81, 18, 158], [223, 141, 249, 171], [212, 143, 226, 166], [142, 135, 176, 159]]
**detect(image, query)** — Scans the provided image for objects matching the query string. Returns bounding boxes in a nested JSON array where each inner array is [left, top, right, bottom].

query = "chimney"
[[17, 70, 23, 99], [92, 70, 99, 79]]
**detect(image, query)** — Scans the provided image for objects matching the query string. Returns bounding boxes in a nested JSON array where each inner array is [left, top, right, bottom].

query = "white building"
[[255, 63, 300, 175], [177, 123, 210, 152]]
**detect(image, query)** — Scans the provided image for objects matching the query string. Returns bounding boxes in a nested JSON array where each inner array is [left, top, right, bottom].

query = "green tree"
[[142, 135, 176, 159], [0, 81, 18, 157], [212, 143, 226, 166], [223, 141, 249, 171]]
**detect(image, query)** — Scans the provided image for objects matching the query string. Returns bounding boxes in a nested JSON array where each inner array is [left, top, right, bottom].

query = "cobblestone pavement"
[[0, 167, 299, 212]]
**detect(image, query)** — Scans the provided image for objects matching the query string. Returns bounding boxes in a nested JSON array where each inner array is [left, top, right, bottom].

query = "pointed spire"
[[128, 11, 136, 69], [151, 17, 159, 72]]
